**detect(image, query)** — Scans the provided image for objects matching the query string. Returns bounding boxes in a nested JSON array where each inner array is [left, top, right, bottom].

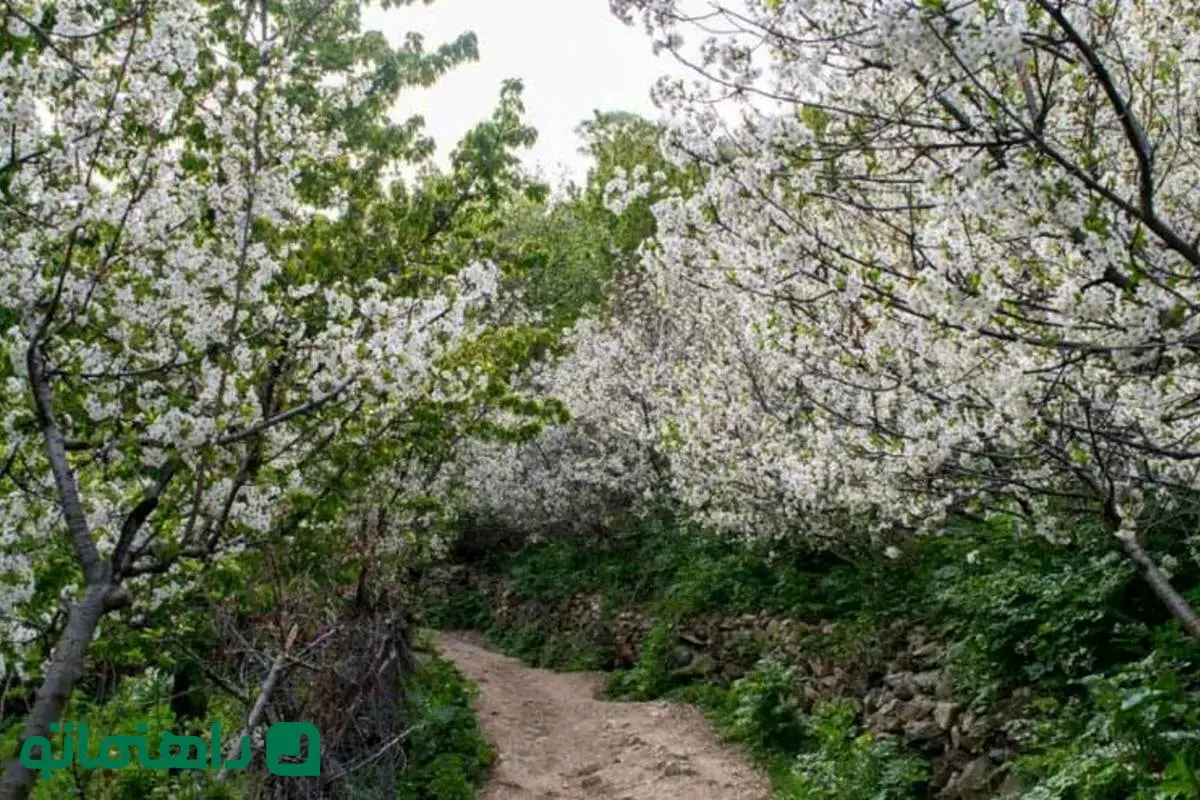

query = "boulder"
[[934, 702, 959, 731], [952, 756, 995, 798], [903, 720, 944, 744]]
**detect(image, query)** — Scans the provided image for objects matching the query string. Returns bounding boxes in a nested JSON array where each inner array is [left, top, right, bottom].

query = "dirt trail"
[[435, 631, 772, 800]]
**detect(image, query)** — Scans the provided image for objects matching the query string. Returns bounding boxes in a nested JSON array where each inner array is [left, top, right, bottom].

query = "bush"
[[784, 699, 930, 800], [485, 626, 608, 671], [722, 657, 808, 756], [927, 531, 1149, 696], [396, 654, 495, 799], [0, 668, 247, 800], [1008, 645, 1200, 800], [607, 620, 679, 700], [0, 653, 495, 800], [423, 584, 493, 631]]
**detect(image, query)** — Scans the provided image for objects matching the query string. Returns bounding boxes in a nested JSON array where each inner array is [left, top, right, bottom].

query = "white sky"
[[360, 0, 690, 185]]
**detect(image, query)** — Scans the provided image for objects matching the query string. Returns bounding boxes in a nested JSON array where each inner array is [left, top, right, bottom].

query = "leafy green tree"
[[0, 0, 558, 795], [488, 110, 703, 331]]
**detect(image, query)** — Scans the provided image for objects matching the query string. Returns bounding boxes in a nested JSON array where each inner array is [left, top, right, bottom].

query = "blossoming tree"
[[0, 0, 541, 794], [455, 0, 1200, 640], [594, 0, 1200, 635]]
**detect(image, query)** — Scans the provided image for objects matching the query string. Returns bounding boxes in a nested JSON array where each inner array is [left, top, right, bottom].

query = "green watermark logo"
[[19, 721, 320, 779]]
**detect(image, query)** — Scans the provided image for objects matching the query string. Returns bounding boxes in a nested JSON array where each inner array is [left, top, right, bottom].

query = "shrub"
[[785, 699, 930, 800], [930, 535, 1149, 695], [0, 668, 246, 800], [722, 657, 808, 756], [396, 655, 495, 799], [1009, 647, 1200, 800], [423, 584, 493, 631], [607, 620, 678, 700]]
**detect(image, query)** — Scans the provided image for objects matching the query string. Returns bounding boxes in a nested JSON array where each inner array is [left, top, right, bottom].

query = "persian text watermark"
[[19, 720, 320, 779]]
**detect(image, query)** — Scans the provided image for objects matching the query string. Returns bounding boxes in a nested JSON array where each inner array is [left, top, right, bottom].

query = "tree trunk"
[[1119, 533, 1200, 640], [0, 583, 110, 800]]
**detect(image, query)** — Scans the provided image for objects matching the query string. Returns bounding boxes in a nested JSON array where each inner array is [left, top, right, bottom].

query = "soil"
[[435, 631, 773, 800]]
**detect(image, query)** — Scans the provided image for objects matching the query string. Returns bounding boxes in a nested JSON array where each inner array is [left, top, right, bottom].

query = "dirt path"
[[435, 631, 772, 800]]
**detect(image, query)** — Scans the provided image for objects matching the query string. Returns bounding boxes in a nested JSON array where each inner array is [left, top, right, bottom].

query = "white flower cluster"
[[0, 0, 501, 662], [463, 0, 1200, 559]]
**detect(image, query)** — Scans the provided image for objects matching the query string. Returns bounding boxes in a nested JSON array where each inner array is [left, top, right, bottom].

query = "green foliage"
[[494, 196, 616, 329], [573, 111, 704, 255], [679, 664, 929, 796], [0, 669, 246, 800], [486, 627, 607, 671], [498, 513, 708, 608], [492, 110, 704, 330], [396, 654, 495, 800], [608, 620, 679, 700], [493, 510, 864, 622], [1008, 645, 1200, 800], [721, 657, 808, 755], [926, 529, 1151, 697], [784, 699, 930, 800], [431, 505, 1200, 800], [0, 653, 494, 800], [423, 584, 493, 631], [661, 539, 807, 617], [485, 625, 547, 663]]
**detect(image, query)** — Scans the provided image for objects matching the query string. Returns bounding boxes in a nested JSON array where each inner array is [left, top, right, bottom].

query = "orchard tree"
[[463, 0, 1200, 643], [482, 111, 701, 332], [0, 0, 541, 795], [597, 0, 1200, 635]]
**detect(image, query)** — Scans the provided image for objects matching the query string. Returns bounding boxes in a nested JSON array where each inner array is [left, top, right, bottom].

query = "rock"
[[670, 645, 695, 669], [671, 653, 717, 679], [896, 697, 936, 724], [954, 756, 994, 798], [913, 671, 941, 691], [995, 770, 1025, 795], [913, 640, 941, 658], [885, 672, 919, 700], [934, 702, 959, 730], [967, 714, 994, 738], [662, 760, 696, 777], [903, 720, 943, 744]]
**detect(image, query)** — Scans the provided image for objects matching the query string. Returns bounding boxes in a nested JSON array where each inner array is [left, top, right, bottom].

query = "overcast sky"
[[360, 0, 688, 185]]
